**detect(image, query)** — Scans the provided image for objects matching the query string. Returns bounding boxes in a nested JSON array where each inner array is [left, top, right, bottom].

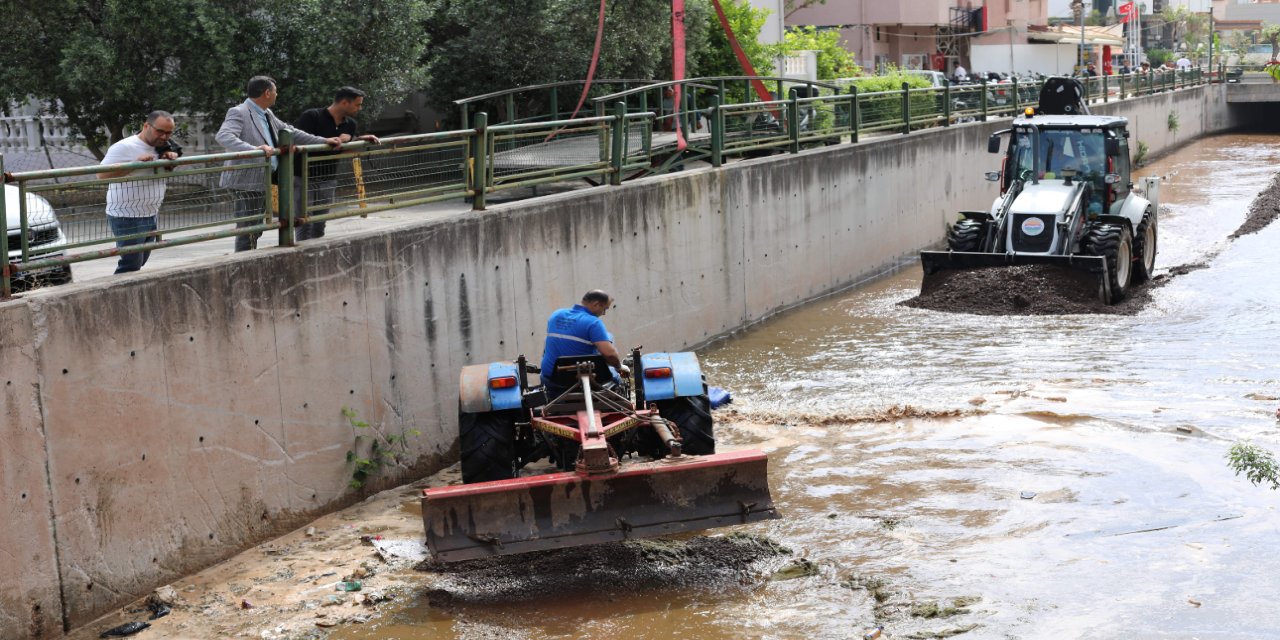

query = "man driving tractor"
[[541, 290, 630, 400]]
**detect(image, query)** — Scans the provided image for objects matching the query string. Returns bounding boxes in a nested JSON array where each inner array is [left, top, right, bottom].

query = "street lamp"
[[1072, 0, 1086, 73]]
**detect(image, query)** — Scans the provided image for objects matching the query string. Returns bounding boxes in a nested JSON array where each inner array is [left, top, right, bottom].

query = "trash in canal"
[[1020, 491, 1037, 500], [99, 621, 150, 638], [335, 580, 363, 592], [770, 558, 818, 581], [146, 601, 170, 620], [862, 626, 884, 639]]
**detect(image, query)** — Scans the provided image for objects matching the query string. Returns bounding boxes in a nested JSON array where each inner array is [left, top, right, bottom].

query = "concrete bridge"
[[0, 82, 1266, 638]]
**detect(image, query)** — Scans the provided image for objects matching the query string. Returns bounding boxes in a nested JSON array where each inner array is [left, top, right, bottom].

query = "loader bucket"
[[422, 449, 779, 563], [919, 250, 1112, 304]]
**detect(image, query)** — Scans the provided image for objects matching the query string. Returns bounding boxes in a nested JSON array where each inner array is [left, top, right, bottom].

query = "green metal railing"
[[2, 69, 1208, 296]]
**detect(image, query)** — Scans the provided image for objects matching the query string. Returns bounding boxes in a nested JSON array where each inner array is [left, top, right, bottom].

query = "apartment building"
[[787, 0, 1049, 74]]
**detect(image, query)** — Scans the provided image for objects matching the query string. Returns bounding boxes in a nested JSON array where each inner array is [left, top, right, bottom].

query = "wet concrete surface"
[[67, 134, 1280, 640]]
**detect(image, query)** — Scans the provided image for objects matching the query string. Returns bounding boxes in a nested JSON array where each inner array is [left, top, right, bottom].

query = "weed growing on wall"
[[1167, 110, 1180, 132], [343, 406, 422, 489]]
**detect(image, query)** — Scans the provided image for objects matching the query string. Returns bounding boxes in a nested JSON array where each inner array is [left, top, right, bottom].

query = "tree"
[[777, 26, 860, 80], [0, 0, 430, 158], [256, 0, 432, 124], [0, 0, 261, 157], [1160, 5, 1209, 58], [691, 0, 775, 79], [1228, 442, 1280, 491], [1264, 23, 1280, 61]]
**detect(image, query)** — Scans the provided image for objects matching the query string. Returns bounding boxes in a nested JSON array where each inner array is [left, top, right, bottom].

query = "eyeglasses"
[[150, 125, 175, 135]]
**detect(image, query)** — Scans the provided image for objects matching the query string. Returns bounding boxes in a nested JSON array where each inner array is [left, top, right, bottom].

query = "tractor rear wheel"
[[1082, 224, 1133, 304], [656, 395, 715, 456], [459, 409, 520, 483], [1132, 208, 1157, 284], [947, 219, 985, 252]]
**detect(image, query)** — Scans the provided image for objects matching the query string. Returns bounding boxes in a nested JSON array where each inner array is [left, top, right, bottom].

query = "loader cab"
[[1002, 116, 1132, 213]]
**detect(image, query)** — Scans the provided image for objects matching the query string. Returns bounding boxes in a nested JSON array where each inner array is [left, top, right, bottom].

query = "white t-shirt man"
[[954, 64, 969, 80], [1176, 56, 1192, 70], [100, 135, 167, 218]]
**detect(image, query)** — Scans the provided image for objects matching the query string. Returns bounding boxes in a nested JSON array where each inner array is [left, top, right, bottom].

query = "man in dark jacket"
[[292, 87, 380, 241]]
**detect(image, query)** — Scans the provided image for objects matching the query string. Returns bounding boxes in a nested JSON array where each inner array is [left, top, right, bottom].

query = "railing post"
[[277, 129, 296, 247], [850, 86, 860, 143], [610, 102, 625, 185], [1119, 74, 1126, 100], [901, 82, 911, 135], [943, 79, 951, 126], [0, 155, 9, 298], [1103, 74, 1109, 103], [550, 86, 560, 121], [709, 96, 723, 167], [1012, 76, 1020, 114], [789, 93, 801, 153], [472, 112, 488, 211], [980, 78, 988, 122]]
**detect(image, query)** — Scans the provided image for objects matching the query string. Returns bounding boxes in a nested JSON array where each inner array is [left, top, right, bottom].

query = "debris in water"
[[146, 601, 170, 620], [863, 626, 884, 639], [306, 526, 317, 537], [1245, 393, 1279, 401], [1020, 491, 1037, 500], [770, 558, 818, 581], [99, 621, 150, 638], [240, 599, 253, 610], [335, 581, 363, 592], [1187, 598, 1202, 608]]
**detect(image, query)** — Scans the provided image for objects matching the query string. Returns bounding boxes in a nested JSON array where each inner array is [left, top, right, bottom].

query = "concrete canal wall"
[[0, 84, 1247, 637]]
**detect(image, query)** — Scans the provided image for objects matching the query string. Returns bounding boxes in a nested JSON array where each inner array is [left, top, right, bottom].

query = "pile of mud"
[[416, 534, 790, 605], [903, 264, 1157, 316], [1231, 171, 1280, 238]]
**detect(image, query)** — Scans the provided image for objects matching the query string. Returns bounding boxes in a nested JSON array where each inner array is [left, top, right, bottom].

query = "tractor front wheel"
[[656, 395, 715, 456], [1132, 208, 1157, 284], [947, 219, 985, 252], [1083, 224, 1133, 304], [459, 409, 520, 483]]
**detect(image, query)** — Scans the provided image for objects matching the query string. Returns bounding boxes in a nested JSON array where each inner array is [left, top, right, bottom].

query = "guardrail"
[[2, 69, 1206, 296]]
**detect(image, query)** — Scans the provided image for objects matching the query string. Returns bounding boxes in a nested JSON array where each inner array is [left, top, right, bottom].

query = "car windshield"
[[1012, 128, 1106, 180]]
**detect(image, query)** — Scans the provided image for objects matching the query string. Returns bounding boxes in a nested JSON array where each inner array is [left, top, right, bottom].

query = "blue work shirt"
[[541, 304, 612, 378]]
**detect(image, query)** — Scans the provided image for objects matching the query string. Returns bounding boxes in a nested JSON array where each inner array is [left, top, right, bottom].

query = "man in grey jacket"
[[216, 76, 340, 252]]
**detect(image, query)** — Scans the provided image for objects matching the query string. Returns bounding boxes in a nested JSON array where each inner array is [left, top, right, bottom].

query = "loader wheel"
[[1132, 208, 1157, 284], [1082, 224, 1133, 304], [947, 219, 985, 252], [459, 409, 519, 483], [656, 395, 715, 456]]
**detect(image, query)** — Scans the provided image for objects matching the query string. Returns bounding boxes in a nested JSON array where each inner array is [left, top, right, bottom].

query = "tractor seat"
[[545, 354, 614, 389]]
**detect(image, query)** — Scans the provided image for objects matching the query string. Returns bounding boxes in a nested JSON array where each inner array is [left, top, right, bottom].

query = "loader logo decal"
[[1021, 217, 1046, 236]]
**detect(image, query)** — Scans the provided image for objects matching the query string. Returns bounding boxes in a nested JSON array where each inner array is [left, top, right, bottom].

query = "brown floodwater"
[[337, 133, 1280, 639]]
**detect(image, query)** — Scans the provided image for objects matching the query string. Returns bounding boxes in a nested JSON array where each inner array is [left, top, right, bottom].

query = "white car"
[[5, 184, 72, 290]]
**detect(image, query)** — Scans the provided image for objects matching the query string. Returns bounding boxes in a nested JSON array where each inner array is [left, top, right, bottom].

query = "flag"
[[1118, 1, 1135, 15], [1120, 12, 1134, 23]]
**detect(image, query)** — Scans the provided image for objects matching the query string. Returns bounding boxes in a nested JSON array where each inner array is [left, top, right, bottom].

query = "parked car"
[[4, 184, 72, 291], [902, 69, 948, 88]]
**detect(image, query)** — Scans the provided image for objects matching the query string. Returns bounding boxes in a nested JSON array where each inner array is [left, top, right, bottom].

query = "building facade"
[[786, 0, 1049, 74]]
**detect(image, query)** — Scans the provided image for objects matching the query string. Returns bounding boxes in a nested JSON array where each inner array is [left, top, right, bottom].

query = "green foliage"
[[778, 26, 860, 80], [690, 0, 775, 79], [343, 406, 421, 489], [0, 0, 429, 158], [1167, 109, 1179, 132], [1146, 49, 1174, 68], [844, 70, 934, 131], [1267, 63, 1280, 82], [423, 0, 713, 121], [1161, 5, 1210, 53], [1227, 442, 1280, 490], [256, 0, 432, 124], [1132, 140, 1149, 166], [1265, 24, 1280, 60]]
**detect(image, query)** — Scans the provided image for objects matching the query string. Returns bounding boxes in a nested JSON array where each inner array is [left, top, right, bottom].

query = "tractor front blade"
[[919, 250, 1111, 303], [422, 449, 779, 563]]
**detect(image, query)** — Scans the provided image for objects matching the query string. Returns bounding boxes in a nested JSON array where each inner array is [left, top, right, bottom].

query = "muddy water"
[[339, 134, 1280, 639]]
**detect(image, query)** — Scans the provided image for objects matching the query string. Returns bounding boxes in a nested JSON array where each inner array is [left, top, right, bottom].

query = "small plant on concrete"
[[1167, 110, 1179, 132], [1228, 442, 1280, 490], [1265, 61, 1280, 83], [343, 406, 422, 489], [1133, 140, 1149, 167]]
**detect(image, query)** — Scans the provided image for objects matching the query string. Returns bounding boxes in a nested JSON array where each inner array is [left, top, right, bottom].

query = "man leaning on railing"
[[292, 86, 379, 241], [215, 75, 340, 252], [97, 110, 182, 274]]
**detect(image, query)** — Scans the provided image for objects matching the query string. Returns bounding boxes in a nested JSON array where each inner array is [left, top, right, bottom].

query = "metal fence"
[[2, 69, 1208, 296]]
